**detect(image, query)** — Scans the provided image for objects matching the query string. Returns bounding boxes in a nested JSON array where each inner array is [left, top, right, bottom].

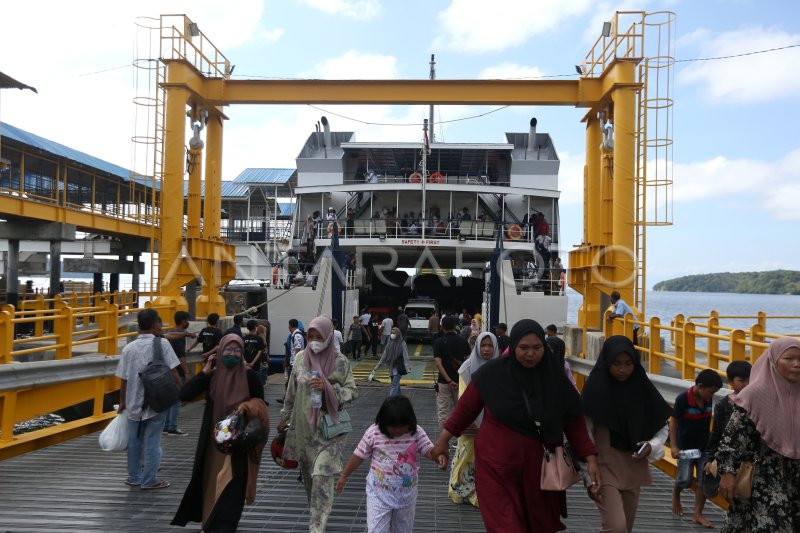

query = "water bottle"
[[310, 370, 322, 409]]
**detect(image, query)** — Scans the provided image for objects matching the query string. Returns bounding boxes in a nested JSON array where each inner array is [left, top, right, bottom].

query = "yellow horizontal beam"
[[0, 195, 154, 239], [163, 61, 606, 107]]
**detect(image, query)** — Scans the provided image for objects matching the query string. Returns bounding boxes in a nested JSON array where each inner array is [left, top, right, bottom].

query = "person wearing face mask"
[[371, 327, 411, 397], [449, 332, 500, 506], [172, 334, 269, 533], [276, 316, 358, 533]]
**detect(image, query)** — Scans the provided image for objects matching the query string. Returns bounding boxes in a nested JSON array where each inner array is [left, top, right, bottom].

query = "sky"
[[2, 0, 799, 287]]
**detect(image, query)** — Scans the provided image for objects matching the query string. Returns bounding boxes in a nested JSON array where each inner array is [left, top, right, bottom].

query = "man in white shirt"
[[332, 318, 344, 354], [116, 309, 180, 489], [380, 316, 394, 346]]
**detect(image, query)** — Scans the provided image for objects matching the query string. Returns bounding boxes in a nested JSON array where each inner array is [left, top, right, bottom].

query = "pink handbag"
[[540, 444, 581, 491]]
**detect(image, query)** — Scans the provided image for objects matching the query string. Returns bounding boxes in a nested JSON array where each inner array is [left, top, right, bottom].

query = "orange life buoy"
[[506, 224, 523, 240], [272, 266, 278, 286], [428, 172, 444, 184], [409, 172, 422, 183]]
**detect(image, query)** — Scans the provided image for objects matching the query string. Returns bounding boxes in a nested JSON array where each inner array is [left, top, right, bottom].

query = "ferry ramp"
[[0, 381, 726, 532]]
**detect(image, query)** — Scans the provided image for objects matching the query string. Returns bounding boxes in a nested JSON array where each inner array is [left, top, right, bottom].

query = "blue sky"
[[2, 0, 799, 286]]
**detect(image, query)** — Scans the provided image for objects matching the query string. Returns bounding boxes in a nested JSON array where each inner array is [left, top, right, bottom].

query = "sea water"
[[567, 289, 800, 337]]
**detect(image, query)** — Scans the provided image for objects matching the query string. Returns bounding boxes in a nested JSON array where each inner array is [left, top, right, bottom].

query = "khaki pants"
[[436, 383, 458, 431], [596, 484, 640, 533]]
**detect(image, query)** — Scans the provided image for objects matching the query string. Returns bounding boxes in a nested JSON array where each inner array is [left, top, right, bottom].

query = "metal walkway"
[[0, 383, 726, 532]]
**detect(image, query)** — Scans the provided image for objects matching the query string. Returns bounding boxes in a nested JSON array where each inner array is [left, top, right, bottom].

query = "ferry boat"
[[222, 117, 569, 355]]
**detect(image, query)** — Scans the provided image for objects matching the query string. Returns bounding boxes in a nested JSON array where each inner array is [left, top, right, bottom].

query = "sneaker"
[[166, 429, 188, 436]]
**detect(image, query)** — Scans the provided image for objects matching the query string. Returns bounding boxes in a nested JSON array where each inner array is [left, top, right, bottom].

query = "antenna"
[[429, 54, 436, 143]]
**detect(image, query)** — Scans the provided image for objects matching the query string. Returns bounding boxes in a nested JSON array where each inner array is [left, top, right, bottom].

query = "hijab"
[[210, 334, 251, 423], [473, 319, 582, 442], [383, 327, 405, 363], [734, 337, 800, 459], [304, 315, 341, 430], [580, 335, 672, 452], [459, 332, 500, 428]]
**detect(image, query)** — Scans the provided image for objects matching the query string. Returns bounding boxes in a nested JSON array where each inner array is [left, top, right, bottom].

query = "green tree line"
[[653, 270, 800, 295]]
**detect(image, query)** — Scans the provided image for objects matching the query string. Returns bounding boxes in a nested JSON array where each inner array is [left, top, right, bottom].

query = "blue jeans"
[[127, 411, 167, 486], [676, 453, 708, 490], [163, 401, 180, 432], [389, 374, 402, 397]]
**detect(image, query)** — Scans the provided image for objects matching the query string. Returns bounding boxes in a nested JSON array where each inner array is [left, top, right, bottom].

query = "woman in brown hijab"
[[172, 334, 268, 533]]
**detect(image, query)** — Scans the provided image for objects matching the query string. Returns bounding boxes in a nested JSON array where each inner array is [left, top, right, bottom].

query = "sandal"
[[141, 479, 170, 490]]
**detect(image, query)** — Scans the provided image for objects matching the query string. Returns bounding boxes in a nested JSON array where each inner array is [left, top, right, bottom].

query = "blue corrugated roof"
[[278, 202, 295, 216], [1, 121, 134, 182], [183, 181, 251, 198], [232, 168, 294, 184]]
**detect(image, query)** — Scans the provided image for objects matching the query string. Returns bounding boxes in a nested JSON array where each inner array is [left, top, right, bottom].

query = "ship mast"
[[428, 54, 436, 142]]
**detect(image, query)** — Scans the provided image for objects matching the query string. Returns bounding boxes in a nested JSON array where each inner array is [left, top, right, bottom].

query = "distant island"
[[653, 270, 800, 295]]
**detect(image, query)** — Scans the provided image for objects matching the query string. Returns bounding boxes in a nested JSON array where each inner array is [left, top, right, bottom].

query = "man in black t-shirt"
[[189, 313, 223, 359], [163, 310, 195, 436], [495, 322, 511, 354], [224, 314, 245, 338], [433, 315, 470, 431], [243, 320, 266, 385]]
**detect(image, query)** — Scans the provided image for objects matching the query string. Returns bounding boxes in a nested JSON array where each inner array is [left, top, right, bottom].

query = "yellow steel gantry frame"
[[157, 13, 652, 322]]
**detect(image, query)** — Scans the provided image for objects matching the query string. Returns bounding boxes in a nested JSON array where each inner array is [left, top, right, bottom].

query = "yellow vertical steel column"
[[154, 85, 189, 309], [580, 116, 604, 329], [196, 110, 225, 317], [610, 61, 638, 307]]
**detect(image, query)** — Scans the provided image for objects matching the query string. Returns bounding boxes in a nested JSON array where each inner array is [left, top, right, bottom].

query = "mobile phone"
[[636, 442, 649, 456]]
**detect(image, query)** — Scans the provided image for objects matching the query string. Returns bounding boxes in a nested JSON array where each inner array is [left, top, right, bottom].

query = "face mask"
[[221, 355, 240, 368], [308, 341, 325, 353], [390, 334, 397, 340]]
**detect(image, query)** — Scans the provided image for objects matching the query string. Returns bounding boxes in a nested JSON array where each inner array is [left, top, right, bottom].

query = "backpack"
[[293, 330, 307, 349], [139, 337, 179, 413]]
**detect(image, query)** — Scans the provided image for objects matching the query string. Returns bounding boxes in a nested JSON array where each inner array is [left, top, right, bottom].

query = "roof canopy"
[[0, 71, 37, 93]]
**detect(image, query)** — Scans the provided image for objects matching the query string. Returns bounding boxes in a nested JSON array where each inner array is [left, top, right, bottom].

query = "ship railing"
[[511, 269, 566, 295], [343, 173, 511, 186], [0, 296, 174, 364], [604, 310, 800, 379]]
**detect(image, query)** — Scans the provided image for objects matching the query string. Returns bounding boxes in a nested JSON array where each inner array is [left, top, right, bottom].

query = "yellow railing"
[[603, 310, 800, 379], [0, 293, 172, 364]]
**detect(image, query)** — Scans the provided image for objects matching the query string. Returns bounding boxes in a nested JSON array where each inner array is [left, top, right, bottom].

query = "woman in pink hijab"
[[276, 315, 358, 533], [716, 337, 800, 533]]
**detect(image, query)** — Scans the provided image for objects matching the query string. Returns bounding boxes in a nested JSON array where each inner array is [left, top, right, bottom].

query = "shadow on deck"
[[0, 383, 726, 532]]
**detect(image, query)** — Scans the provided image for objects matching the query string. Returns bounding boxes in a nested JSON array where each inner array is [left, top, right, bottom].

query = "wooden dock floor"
[[0, 383, 726, 532]]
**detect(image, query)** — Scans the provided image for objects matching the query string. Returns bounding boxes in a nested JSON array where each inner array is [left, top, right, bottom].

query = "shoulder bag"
[[735, 460, 756, 500], [519, 387, 581, 491], [320, 409, 352, 440]]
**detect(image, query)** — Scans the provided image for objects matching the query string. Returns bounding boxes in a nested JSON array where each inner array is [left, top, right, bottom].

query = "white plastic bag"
[[99, 413, 129, 452]]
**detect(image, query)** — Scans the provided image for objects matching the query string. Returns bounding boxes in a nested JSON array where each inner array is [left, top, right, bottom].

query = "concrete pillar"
[[49, 241, 62, 299], [93, 272, 103, 295], [110, 271, 120, 301], [185, 278, 198, 320], [131, 253, 141, 307], [6, 239, 19, 308]]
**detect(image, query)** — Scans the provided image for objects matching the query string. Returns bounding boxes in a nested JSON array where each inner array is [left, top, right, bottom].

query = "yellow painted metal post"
[[749, 323, 765, 361], [580, 116, 603, 329], [92, 378, 106, 417], [682, 322, 696, 380], [187, 146, 203, 239], [106, 302, 119, 356], [730, 329, 746, 363], [197, 110, 226, 317], [154, 85, 190, 310], [610, 61, 638, 309], [708, 316, 719, 370], [0, 309, 13, 364], [33, 294, 44, 337], [649, 317, 662, 375], [54, 304, 73, 360], [1, 391, 17, 442]]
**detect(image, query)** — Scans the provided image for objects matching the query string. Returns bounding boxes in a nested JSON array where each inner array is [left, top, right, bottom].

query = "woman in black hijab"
[[581, 335, 672, 533], [432, 319, 601, 533]]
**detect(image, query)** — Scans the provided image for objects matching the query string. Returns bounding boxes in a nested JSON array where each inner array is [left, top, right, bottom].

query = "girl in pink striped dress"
[[336, 395, 446, 532]]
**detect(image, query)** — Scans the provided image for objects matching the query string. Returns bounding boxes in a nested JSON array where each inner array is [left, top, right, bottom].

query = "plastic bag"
[[99, 413, 129, 452]]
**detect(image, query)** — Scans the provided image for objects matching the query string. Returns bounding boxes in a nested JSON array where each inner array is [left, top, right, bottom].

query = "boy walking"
[[344, 316, 370, 361], [670, 368, 723, 528]]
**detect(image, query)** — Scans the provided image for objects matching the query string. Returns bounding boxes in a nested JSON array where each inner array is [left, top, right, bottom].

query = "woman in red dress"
[[432, 319, 601, 533]]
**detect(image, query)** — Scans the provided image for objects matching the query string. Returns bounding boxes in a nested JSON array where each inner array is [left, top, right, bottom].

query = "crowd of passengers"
[[304, 206, 552, 241]]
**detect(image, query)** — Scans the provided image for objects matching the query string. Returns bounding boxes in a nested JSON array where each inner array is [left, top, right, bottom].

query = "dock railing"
[[603, 309, 800, 379]]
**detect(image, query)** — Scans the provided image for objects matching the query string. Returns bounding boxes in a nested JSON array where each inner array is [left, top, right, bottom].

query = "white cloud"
[[435, 0, 592, 53], [259, 28, 285, 43], [306, 50, 398, 79], [679, 27, 800, 104], [670, 148, 800, 220], [478, 63, 546, 80], [298, 0, 381, 20]]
